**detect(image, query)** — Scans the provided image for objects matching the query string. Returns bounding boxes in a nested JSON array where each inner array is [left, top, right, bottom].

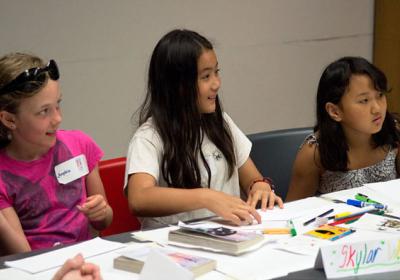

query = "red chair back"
[[98, 157, 141, 236]]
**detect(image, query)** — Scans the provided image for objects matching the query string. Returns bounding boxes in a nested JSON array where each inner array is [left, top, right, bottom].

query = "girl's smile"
[[197, 50, 221, 114]]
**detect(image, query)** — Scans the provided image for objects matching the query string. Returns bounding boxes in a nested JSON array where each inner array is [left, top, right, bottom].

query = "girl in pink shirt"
[[0, 53, 113, 254]]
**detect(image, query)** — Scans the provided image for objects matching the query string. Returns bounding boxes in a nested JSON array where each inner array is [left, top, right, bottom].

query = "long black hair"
[[139, 29, 236, 188], [315, 56, 399, 171]]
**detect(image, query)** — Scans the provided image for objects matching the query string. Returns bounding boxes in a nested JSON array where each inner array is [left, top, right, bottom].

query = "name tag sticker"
[[55, 154, 89, 184]]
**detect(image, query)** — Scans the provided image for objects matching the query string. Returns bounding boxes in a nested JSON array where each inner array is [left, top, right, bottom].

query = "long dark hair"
[[139, 29, 236, 188], [315, 56, 399, 171]]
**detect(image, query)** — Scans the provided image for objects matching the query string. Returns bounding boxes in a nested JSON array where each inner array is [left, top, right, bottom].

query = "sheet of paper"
[[0, 268, 36, 280], [21, 244, 145, 280], [132, 226, 177, 245], [348, 213, 400, 235], [364, 179, 400, 211], [273, 234, 329, 256], [257, 197, 330, 221], [5, 237, 126, 274], [364, 178, 400, 198]]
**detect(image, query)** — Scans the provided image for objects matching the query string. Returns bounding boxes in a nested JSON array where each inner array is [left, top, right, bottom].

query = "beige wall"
[[0, 0, 374, 159]]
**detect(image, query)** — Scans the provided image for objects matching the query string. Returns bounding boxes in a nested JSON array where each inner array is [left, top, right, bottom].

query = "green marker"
[[287, 219, 297, 237], [355, 193, 381, 205]]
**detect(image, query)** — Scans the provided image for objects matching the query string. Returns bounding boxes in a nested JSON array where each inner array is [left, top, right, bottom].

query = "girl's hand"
[[52, 253, 102, 280], [77, 195, 108, 222], [202, 189, 261, 226], [247, 182, 284, 211]]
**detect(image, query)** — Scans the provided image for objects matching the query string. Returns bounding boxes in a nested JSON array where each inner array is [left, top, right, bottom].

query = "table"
[[2, 181, 400, 279], [1, 230, 400, 279]]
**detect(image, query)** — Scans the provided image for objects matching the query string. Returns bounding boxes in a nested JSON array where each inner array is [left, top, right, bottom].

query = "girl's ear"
[[325, 102, 342, 122], [0, 111, 16, 130]]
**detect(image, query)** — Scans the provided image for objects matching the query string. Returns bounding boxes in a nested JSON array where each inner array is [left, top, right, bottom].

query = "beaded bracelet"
[[248, 177, 275, 193]]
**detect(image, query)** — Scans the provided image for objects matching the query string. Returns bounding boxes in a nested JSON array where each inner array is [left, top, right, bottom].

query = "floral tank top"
[[303, 134, 398, 194]]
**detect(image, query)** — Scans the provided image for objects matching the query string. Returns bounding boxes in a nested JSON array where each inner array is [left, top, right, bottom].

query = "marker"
[[329, 210, 383, 226], [303, 209, 334, 226], [287, 220, 297, 237], [330, 212, 352, 219], [329, 214, 364, 226], [330, 228, 356, 241], [334, 206, 379, 221], [346, 199, 388, 210], [262, 228, 291, 235], [355, 193, 381, 205], [317, 212, 352, 222]]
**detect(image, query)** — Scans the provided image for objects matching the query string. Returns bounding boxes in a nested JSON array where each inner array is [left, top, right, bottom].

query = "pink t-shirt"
[[0, 130, 103, 250]]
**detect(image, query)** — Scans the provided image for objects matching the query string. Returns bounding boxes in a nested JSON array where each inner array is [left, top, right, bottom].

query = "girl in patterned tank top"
[[286, 57, 399, 201]]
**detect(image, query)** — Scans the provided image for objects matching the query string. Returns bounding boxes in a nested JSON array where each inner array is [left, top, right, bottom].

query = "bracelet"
[[248, 177, 275, 193]]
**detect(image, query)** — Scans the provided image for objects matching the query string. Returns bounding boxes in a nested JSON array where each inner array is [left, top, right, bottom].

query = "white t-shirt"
[[124, 113, 251, 229]]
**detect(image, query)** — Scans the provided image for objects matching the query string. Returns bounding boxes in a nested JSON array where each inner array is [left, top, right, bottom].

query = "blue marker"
[[346, 199, 387, 210]]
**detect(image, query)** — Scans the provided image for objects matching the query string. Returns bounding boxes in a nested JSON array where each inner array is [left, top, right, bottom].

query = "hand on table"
[[204, 189, 261, 226], [247, 182, 284, 211]]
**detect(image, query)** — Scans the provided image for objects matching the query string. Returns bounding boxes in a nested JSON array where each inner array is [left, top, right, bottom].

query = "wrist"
[[248, 177, 275, 194], [196, 187, 218, 209]]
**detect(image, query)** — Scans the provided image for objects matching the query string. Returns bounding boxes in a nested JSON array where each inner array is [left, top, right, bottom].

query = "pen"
[[355, 193, 381, 205], [287, 220, 297, 237], [262, 228, 291, 234], [303, 208, 334, 226], [381, 213, 400, 220]]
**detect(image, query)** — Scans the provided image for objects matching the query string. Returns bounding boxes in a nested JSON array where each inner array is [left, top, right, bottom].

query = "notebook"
[[168, 224, 264, 255]]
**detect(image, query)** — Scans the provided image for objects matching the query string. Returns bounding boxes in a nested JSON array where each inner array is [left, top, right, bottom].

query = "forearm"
[[129, 187, 208, 217], [238, 158, 267, 194], [0, 214, 30, 254]]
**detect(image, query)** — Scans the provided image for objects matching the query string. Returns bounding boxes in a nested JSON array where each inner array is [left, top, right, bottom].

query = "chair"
[[247, 127, 313, 201], [98, 157, 141, 236]]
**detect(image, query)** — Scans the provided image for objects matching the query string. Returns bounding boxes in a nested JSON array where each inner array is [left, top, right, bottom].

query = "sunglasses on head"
[[0, 59, 59, 95]]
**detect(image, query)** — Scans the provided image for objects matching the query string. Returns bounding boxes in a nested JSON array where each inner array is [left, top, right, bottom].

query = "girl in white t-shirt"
[[125, 29, 283, 229]]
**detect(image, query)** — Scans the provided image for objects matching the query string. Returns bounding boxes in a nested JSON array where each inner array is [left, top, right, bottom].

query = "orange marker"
[[262, 228, 291, 234]]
